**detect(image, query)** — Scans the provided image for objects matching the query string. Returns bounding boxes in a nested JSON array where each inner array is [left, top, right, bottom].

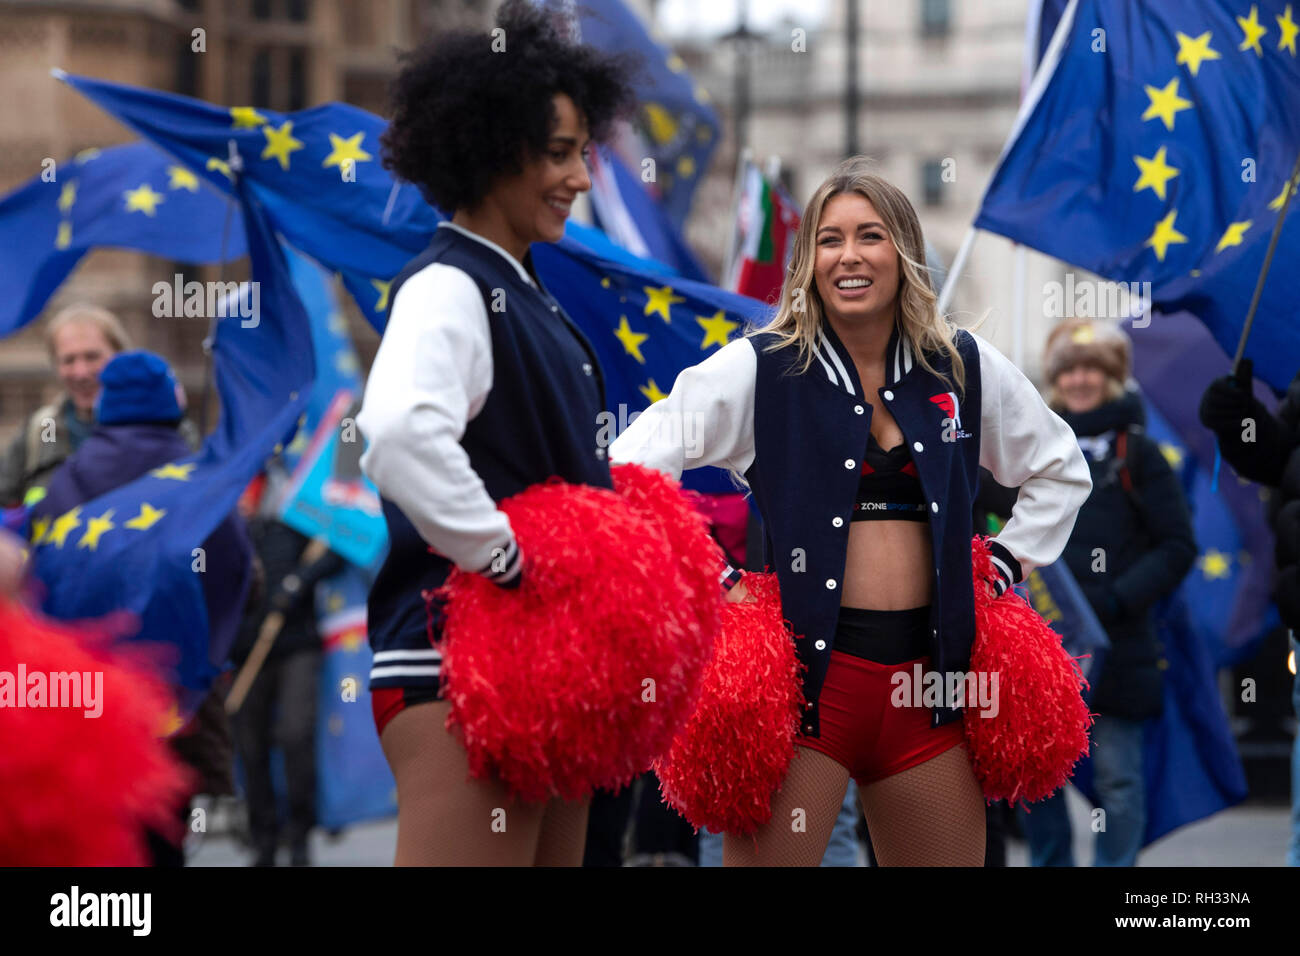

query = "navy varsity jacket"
[[611, 319, 1091, 732], [357, 221, 611, 689]]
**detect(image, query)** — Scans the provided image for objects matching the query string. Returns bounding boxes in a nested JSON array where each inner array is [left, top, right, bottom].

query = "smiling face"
[[812, 192, 902, 329], [490, 92, 592, 247], [51, 321, 115, 419], [1055, 363, 1109, 414]]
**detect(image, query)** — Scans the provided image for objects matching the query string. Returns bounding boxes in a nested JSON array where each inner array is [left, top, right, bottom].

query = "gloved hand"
[[1199, 358, 1266, 436], [1199, 358, 1291, 486]]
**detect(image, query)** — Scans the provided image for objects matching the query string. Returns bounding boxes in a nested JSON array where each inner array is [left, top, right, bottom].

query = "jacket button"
[[913, 441, 924, 452], [854, 404, 864, 415], [883, 390, 894, 401], [551, 305, 559, 312], [803, 724, 813, 733], [815, 639, 826, 650], [595, 447, 607, 460], [843, 459, 855, 469], [582, 363, 593, 375], [832, 516, 843, 528], [931, 501, 938, 513], [825, 579, 837, 590]]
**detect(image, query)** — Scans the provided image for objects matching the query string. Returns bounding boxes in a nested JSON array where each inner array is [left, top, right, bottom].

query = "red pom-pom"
[[439, 467, 719, 802], [654, 572, 805, 835], [964, 537, 1093, 806], [0, 599, 191, 865]]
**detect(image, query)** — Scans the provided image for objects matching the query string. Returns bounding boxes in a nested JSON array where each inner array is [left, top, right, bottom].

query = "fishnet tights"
[[380, 700, 589, 866], [724, 743, 985, 866]]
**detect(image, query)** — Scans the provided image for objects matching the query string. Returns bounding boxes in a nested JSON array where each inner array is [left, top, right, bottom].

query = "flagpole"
[[199, 138, 243, 436], [937, 226, 977, 315], [937, 0, 1077, 320], [1231, 149, 1300, 374], [721, 145, 752, 290]]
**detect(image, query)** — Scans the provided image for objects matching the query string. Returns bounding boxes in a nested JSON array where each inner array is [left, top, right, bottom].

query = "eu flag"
[[976, 0, 1300, 392], [0, 140, 247, 337], [29, 181, 314, 696], [566, 0, 721, 229]]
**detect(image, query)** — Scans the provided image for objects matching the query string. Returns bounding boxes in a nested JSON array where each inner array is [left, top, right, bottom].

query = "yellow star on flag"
[[666, 53, 687, 73], [1197, 547, 1233, 580], [676, 154, 696, 180], [30, 516, 50, 546], [643, 285, 685, 323], [55, 221, 72, 250], [1215, 220, 1253, 253], [207, 157, 234, 181], [124, 502, 166, 531], [46, 507, 82, 548], [1279, 4, 1299, 54], [1141, 78, 1193, 131], [639, 379, 669, 404], [151, 462, 196, 481], [1174, 31, 1221, 76], [1268, 179, 1295, 210], [159, 701, 187, 737], [322, 132, 372, 171], [77, 509, 115, 550], [371, 278, 391, 313], [1159, 443, 1185, 470], [1237, 4, 1269, 56], [57, 181, 77, 214], [230, 106, 268, 129], [696, 309, 738, 349], [1132, 146, 1180, 200], [614, 315, 649, 364], [167, 165, 200, 192], [124, 183, 165, 216], [261, 121, 304, 171], [1145, 209, 1188, 261]]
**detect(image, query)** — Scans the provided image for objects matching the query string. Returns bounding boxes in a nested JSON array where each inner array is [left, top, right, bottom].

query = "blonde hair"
[[752, 156, 966, 396], [45, 304, 131, 361]]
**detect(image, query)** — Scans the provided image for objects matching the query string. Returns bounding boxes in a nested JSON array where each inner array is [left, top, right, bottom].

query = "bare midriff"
[[840, 396, 934, 611]]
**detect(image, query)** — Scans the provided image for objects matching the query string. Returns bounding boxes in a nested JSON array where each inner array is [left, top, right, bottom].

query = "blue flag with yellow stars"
[[53, 71, 770, 496], [0, 140, 247, 337], [533, 238, 771, 494], [976, 0, 1300, 393], [28, 180, 314, 699], [564, 0, 721, 229]]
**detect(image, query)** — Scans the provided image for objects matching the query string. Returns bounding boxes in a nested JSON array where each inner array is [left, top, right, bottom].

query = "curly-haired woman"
[[357, 0, 634, 866], [612, 157, 1092, 866]]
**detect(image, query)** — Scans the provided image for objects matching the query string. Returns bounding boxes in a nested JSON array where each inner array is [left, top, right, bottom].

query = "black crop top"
[[851, 432, 928, 522]]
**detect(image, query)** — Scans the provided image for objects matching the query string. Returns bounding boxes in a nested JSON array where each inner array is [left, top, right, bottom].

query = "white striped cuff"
[[986, 539, 1023, 597], [479, 536, 523, 589]]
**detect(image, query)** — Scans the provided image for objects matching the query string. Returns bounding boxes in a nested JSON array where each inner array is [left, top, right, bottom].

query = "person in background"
[[1199, 359, 1300, 866], [229, 461, 343, 867], [1020, 318, 1196, 867], [29, 349, 254, 866], [0, 304, 130, 508]]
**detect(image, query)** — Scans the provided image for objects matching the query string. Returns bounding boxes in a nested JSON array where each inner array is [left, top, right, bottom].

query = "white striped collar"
[[437, 220, 538, 288], [886, 321, 914, 386]]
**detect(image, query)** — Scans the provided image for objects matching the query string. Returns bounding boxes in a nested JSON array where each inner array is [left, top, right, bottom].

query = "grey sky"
[[656, 0, 829, 39]]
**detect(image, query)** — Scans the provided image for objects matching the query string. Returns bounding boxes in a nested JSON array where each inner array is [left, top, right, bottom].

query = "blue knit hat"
[[95, 350, 184, 426]]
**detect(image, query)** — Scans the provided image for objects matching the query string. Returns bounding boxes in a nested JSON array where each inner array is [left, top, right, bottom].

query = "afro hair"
[[381, 0, 639, 213]]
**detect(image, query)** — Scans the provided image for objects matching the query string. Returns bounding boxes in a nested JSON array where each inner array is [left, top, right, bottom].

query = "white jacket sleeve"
[[973, 330, 1092, 592], [610, 337, 757, 480], [357, 263, 519, 582]]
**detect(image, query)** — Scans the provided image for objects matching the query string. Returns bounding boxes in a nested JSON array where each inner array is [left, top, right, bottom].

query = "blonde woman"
[[612, 157, 1091, 866]]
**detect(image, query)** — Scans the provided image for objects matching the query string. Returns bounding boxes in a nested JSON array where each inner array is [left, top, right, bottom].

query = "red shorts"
[[796, 649, 966, 786], [371, 685, 441, 737]]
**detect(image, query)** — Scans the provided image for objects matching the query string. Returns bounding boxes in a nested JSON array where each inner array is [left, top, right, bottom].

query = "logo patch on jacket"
[[931, 391, 972, 441]]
